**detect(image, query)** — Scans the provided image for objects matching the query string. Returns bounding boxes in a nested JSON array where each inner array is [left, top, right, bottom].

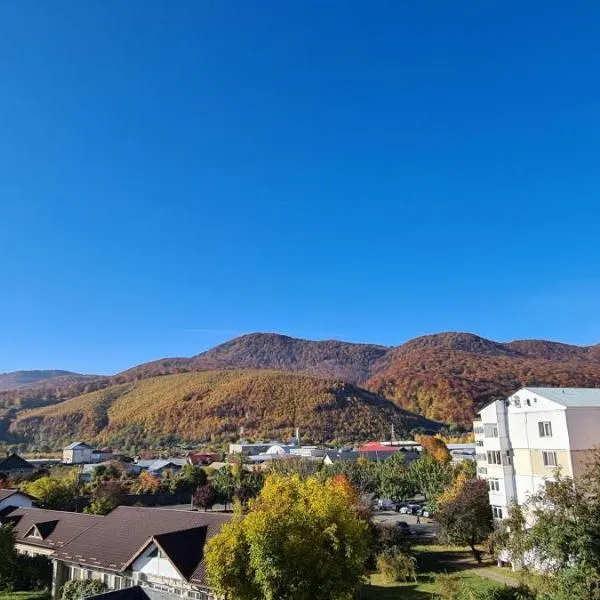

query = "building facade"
[[63, 442, 94, 464], [474, 387, 600, 520]]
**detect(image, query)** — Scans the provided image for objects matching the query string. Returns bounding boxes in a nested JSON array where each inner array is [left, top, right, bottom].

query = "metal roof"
[[525, 387, 600, 408]]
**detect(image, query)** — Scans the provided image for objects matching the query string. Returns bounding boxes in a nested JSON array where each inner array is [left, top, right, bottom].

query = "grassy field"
[[359, 544, 515, 599], [0, 592, 51, 600]]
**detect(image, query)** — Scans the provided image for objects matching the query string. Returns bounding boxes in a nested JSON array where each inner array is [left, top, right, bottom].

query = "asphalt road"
[[372, 509, 437, 537]]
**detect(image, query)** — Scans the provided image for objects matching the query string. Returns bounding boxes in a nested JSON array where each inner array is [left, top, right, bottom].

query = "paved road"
[[372, 509, 437, 537]]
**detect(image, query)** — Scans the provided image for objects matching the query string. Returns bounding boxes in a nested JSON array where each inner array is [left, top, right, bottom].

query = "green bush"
[[59, 580, 107, 600], [375, 549, 417, 583], [433, 573, 536, 600]]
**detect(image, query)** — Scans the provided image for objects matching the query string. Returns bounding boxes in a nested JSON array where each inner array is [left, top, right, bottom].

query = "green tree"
[[435, 478, 493, 559], [22, 475, 78, 510], [85, 481, 124, 515], [0, 524, 18, 589], [377, 453, 416, 502], [212, 466, 236, 509], [408, 455, 453, 506], [205, 474, 370, 600], [326, 457, 378, 495]]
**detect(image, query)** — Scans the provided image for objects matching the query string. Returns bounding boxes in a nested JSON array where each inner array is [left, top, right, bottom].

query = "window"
[[492, 506, 504, 519], [474, 423, 484, 435], [538, 421, 553, 438], [484, 423, 499, 438], [114, 577, 123, 590], [476, 440, 484, 447], [488, 479, 501, 492], [513, 396, 521, 408], [487, 451, 502, 465], [477, 467, 487, 475], [476, 453, 487, 463], [543, 451, 558, 467]]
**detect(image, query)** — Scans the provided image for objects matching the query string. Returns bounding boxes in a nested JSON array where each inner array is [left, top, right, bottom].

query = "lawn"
[[0, 591, 51, 600], [359, 544, 514, 599]]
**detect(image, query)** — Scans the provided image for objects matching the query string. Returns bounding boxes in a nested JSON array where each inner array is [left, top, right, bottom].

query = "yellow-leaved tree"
[[205, 473, 370, 600]]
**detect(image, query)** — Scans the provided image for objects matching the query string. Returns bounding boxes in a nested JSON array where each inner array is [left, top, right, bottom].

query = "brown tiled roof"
[[0, 507, 102, 549], [55, 506, 231, 586]]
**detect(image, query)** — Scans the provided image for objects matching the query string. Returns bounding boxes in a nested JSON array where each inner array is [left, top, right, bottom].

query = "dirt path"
[[473, 567, 519, 587]]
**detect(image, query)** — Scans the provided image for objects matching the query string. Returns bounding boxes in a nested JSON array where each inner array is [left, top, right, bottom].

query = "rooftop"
[[0, 507, 101, 549], [525, 387, 600, 408], [54, 505, 231, 585]]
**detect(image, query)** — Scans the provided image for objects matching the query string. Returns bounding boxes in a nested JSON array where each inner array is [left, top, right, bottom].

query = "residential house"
[[52, 506, 230, 599], [228, 442, 277, 456], [358, 441, 420, 463], [0, 506, 101, 558], [0, 489, 34, 513], [187, 452, 220, 466], [474, 387, 600, 521], [63, 442, 94, 464], [134, 459, 190, 478], [0, 453, 36, 478]]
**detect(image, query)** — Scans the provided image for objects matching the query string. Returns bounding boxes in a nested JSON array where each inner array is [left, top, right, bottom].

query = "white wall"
[[132, 543, 183, 581]]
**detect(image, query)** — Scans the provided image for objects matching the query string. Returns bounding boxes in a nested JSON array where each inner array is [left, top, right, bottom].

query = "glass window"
[[484, 424, 499, 438], [488, 479, 501, 492], [543, 451, 557, 467], [487, 451, 502, 465], [538, 422, 553, 437], [492, 506, 503, 519]]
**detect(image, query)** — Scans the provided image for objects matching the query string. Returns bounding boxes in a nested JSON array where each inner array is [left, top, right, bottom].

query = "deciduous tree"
[[205, 474, 370, 600]]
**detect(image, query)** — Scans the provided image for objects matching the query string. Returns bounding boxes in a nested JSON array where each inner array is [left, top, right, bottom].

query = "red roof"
[[358, 441, 400, 453]]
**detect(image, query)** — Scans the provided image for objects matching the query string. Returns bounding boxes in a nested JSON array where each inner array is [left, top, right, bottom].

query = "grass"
[[359, 544, 514, 599], [0, 592, 51, 600]]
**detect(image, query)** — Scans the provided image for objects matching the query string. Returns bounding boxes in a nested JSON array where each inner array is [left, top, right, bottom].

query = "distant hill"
[[0, 370, 95, 391], [10, 370, 441, 449], [3, 331, 600, 441], [365, 333, 600, 426], [115, 333, 390, 384]]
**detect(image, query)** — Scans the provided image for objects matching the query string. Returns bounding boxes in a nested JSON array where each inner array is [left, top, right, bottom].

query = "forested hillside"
[[3, 331, 600, 440], [10, 370, 440, 450]]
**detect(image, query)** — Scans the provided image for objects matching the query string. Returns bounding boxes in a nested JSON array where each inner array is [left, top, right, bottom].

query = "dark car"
[[396, 521, 412, 534]]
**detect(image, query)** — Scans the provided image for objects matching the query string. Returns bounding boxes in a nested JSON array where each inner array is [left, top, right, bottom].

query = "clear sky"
[[1, 1, 600, 375]]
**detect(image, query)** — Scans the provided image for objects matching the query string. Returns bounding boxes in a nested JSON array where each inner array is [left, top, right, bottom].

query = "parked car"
[[408, 503, 422, 515], [418, 507, 431, 518], [396, 521, 412, 534], [377, 498, 397, 511], [394, 502, 408, 513]]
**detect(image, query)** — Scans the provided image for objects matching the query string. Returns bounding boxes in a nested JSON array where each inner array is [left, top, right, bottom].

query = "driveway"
[[372, 509, 437, 537]]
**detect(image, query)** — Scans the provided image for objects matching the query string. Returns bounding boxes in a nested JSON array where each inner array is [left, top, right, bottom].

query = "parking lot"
[[372, 509, 437, 537]]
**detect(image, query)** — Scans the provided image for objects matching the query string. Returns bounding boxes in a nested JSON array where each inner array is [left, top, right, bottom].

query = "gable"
[[131, 542, 184, 581]]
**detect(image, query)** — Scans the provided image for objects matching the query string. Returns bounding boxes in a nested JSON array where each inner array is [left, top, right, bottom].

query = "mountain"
[[0, 370, 96, 391], [115, 333, 390, 384], [4, 331, 600, 442], [9, 370, 440, 449], [365, 333, 600, 426]]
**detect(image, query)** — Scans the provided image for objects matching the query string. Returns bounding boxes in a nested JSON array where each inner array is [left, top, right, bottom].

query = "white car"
[[398, 505, 411, 514]]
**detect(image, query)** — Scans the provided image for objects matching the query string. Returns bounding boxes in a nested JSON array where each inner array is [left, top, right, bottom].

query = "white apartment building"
[[474, 387, 600, 520]]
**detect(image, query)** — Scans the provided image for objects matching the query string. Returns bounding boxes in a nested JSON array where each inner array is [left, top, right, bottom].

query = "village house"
[[0, 489, 34, 513], [1, 505, 230, 600], [0, 453, 36, 478], [63, 442, 94, 464], [1, 506, 101, 558]]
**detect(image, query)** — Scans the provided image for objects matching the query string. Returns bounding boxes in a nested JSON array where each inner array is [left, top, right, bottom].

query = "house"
[[187, 452, 220, 466], [357, 441, 420, 463], [228, 442, 277, 456], [134, 458, 189, 477], [81, 461, 142, 482], [63, 442, 94, 464], [91, 447, 115, 463], [0, 453, 36, 478], [447, 443, 476, 463], [474, 387, 600, 520], [0, 489, 34, 513], [52, 506, 231, 599], [0, 506, 101, 558]]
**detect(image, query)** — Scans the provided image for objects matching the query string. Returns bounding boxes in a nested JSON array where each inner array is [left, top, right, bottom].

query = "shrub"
[[375, 549, 417, 583], [60, 580, 107, 600]]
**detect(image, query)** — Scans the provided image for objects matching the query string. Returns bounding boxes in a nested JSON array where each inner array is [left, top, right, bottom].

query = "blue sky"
[[1, 1, 600, 374]]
